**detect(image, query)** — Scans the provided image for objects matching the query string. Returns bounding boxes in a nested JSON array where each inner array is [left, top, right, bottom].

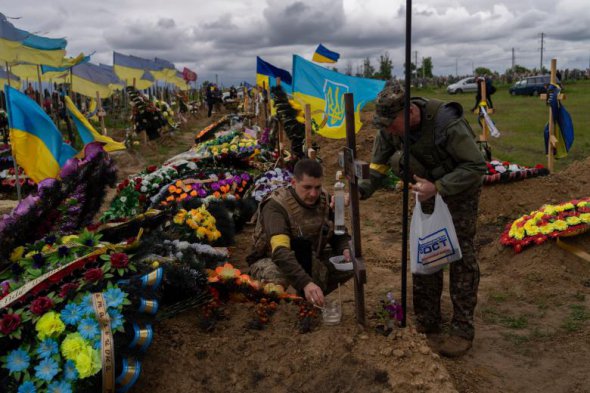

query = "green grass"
[[561, 304, 590, 332], [410, 80, 590, 171]]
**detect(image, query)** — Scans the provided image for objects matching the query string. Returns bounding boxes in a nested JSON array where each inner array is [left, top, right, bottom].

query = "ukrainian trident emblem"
[[323, 80, 349, 128]]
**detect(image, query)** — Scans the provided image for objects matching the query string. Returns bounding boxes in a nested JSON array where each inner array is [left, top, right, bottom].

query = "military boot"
[[438, 335, 472, 358]]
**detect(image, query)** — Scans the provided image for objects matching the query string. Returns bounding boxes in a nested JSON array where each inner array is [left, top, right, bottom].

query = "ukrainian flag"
[[113, 52, 158, 90], [5, 85, 77, 182], [312, 44, 340, 64], [292, 55, 385, 139], [0, 68, 21, 90], [64, 96, 126, 152], [0, 13, 67, 67], [70, 62, 115, 98], [256, 56, 292, 93]]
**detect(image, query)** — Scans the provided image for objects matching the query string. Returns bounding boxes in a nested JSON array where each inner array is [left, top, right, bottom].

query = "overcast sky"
[[3, 0, 589, 86]]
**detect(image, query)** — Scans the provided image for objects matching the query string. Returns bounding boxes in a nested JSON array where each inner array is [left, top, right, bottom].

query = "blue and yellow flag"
[[544, 83, 574, 159], [256, 56, 292, 93], [64, 96, 126, 152], [292, 55, 385, 139], [0, 13, 67, 67], [5, 85, 76, 182], [113, 52, 159, 89], [0, 68, 21, 90], [312, 44, 340, 64]]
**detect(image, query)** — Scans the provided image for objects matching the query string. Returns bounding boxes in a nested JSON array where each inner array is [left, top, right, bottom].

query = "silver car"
[[447, 77, 478, 94]]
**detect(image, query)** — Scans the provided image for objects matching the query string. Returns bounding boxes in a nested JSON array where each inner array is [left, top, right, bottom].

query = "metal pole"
[[401, 0, 413, 328]]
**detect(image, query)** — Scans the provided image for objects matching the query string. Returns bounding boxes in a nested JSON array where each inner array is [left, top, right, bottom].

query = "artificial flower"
[[36, 338, 59, 358], [60, 303, 83, 326], [61, 333, 87, 360], [77, 317, 100, 340], [104, 287, 125, 308], [17, 381, 36, 393], [5, 347, 30, 373], [10, 246, 25, 262], [34, 357, 59, 382], [84, 268, 104, 282], [35, 312, 65, 340], [46, 380, 73, 393], [110, 253, 129, 269], [63, 359, 79, 381], [0, 312, 22, 335], [30, 296, 54, 315], [74, 345, 102, 378], [58, 283, 79, 299]]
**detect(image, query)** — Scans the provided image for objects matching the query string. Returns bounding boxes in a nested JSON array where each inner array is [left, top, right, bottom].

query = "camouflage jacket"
[[359, 97, 486, 198]]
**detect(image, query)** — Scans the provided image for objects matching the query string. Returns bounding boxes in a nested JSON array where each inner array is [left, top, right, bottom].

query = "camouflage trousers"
[[413, 187, 481, 340], [249, 256, 354, 295]]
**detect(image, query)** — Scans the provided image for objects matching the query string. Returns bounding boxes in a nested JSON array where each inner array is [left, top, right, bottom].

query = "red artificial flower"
[[117, 183, 125, 191], [134, 184, 142, 191], [84, 268, 104, 282], [59, 282, 79, 298], [138, 194, 147, 203], [30, 296, 54, 315], [134, 177, 143, 184], [110, 253, 129, 269], [0, 313, 21, 335], [534, 164, 545, 169], [146, 165, 157, 173]]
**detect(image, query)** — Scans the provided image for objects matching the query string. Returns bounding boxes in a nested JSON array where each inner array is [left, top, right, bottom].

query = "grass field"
[[411, 79, 590, 171]]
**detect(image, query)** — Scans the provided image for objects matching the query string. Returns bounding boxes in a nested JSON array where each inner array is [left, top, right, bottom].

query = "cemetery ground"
[[4, 84, 589, 392]]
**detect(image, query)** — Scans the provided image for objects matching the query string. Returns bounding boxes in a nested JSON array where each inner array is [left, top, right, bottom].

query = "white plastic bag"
[[410, 193, 462, 274]]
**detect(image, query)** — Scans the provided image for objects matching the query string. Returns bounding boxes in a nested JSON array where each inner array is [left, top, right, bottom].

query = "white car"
[[446, 77, 478, 94]]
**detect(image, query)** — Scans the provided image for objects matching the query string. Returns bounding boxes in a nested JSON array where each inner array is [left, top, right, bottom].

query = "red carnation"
[[134, 184, 142, 191], [59, 282, 79, 298], [110, 253, 129, 269], [84, 268, 104, 282], [138, 194, 147, 203], [30, 296, 54, 315], [134, 177, 143, 184], [117, 183, 125, 191], [0, 313, 22, 335], [146, 165, 157, 173]]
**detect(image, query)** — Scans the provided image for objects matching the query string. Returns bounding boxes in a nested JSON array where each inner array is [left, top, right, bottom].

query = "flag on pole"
[[256, 56, 292, 92], [64, 96, 126, 152], [312, 44, 340, 64], [5, 85, 76, 182], [544, 83, 574, 159], [292, 55, 384, 139], [182, 67, 197, 82]]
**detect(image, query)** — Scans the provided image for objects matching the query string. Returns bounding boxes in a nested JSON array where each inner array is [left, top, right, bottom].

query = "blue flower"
[[60, 303, 82, 326], [78, 317, 100, 340], [17, 381, 36, 393], [79, 294, 94, 316], [34, 357, 59, 382], [104, 287, 125, 309], [6, 348, 30, 373], [47, 380, 72, 393], [36, 338, 59, 358], [108, 308, 124, 330], [63, 360, 78, 381]]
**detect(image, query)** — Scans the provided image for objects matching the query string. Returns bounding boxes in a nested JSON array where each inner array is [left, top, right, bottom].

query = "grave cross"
[[338, 93, 368, 327], [539, 58, 566, 172]]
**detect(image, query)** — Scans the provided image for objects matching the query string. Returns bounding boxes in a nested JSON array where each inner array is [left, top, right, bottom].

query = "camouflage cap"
[[373, 80, 405, 128]]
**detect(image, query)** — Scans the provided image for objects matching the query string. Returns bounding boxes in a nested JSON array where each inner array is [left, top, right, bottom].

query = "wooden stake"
[[547, 58, 558, 172], [304, 104, 316, 158], [96, 91, 107, 135]]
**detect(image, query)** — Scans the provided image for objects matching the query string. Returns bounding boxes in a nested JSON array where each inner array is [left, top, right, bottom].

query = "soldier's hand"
[[343, 249, 351, 262], [412, 175, 437, 202], [330, 193, 350, 208], [303, 282, 325, 307]]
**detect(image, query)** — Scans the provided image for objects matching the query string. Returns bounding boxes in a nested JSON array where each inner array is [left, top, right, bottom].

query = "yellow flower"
[[576, 201, 588, 208], [512, 227, 525, 240], [36, 311, 65, 340], [186, 219, 200, 230], [61, 332, 87, 360], [542, 205, 557, 215], [74, 345, 102, 378], [553, 220, 568, 231], [61, 235, 80, 244], [196, 227, 208, 238], [9, 246, 25, 262], [560, 202, 575, 211], [173, 210, 187, 225], [579, 213, 590, 224], [565, 216, 581, 225], [539, 224, 554, 235], [525, 225, 540, 236], [42, 244, 54, 253]]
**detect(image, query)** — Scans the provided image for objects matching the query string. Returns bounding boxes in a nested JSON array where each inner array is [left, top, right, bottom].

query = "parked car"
[[446, 77, 478, 94], [509, 75, 560, 96]]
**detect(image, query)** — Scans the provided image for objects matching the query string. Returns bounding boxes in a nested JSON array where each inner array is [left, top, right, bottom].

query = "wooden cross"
[[474, 78, 495, 141], [339, 92, 368, 327], [304, 103, 317, 159], [539, 58, 566, 172], [96, 91, 108, 135]]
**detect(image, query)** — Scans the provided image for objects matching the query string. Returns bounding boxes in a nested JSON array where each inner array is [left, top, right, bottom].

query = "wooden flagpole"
[[5, 62, 22, 201]]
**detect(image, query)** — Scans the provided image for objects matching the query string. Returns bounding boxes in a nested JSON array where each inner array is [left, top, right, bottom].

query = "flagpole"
[[400, 0, 413, 328], [4, 64, 23, 202], [36, 65, 43, 105]]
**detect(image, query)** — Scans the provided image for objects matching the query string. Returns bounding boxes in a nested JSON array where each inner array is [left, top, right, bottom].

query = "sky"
[[3, 0, 589, 86]]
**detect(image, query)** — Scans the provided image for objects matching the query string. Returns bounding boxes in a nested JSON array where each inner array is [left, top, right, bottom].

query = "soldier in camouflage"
[[248, 159, 353, 307], [360, 81, 486, 357]]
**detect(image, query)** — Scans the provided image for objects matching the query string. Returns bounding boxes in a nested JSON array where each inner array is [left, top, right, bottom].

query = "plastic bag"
[[410, 193, 462, 274]]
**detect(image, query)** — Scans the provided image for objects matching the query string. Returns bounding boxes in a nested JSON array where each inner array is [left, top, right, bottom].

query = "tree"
[[344, 62, 353, 76], [416, 57, 433, 78], [362, 57, 375, 78], [474, 67, 493, 76], [374, 52, 393, 80]]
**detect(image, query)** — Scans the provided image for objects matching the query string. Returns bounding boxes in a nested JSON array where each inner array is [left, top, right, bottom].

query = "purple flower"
[[211, 182, 220, 191], [198, 189, 207, 198], [241, 173, 250, 181], [14, 195, 40, 216], [60, 159, 79, 179], [32, 253, 45, 268]]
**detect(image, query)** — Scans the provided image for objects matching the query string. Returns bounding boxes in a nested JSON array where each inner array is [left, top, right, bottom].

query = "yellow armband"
[[270, 234, 291, 252], [370, 162, 389, 175]]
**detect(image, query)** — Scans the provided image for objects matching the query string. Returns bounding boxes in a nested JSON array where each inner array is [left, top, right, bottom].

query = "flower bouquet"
[[171, 206, 222, 244], [249, 168, 293, 202], [484, 160, 549, 185], [194, 116, 230, 143], [500, 197, 590, 252], [0, 166, 36, 193]]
